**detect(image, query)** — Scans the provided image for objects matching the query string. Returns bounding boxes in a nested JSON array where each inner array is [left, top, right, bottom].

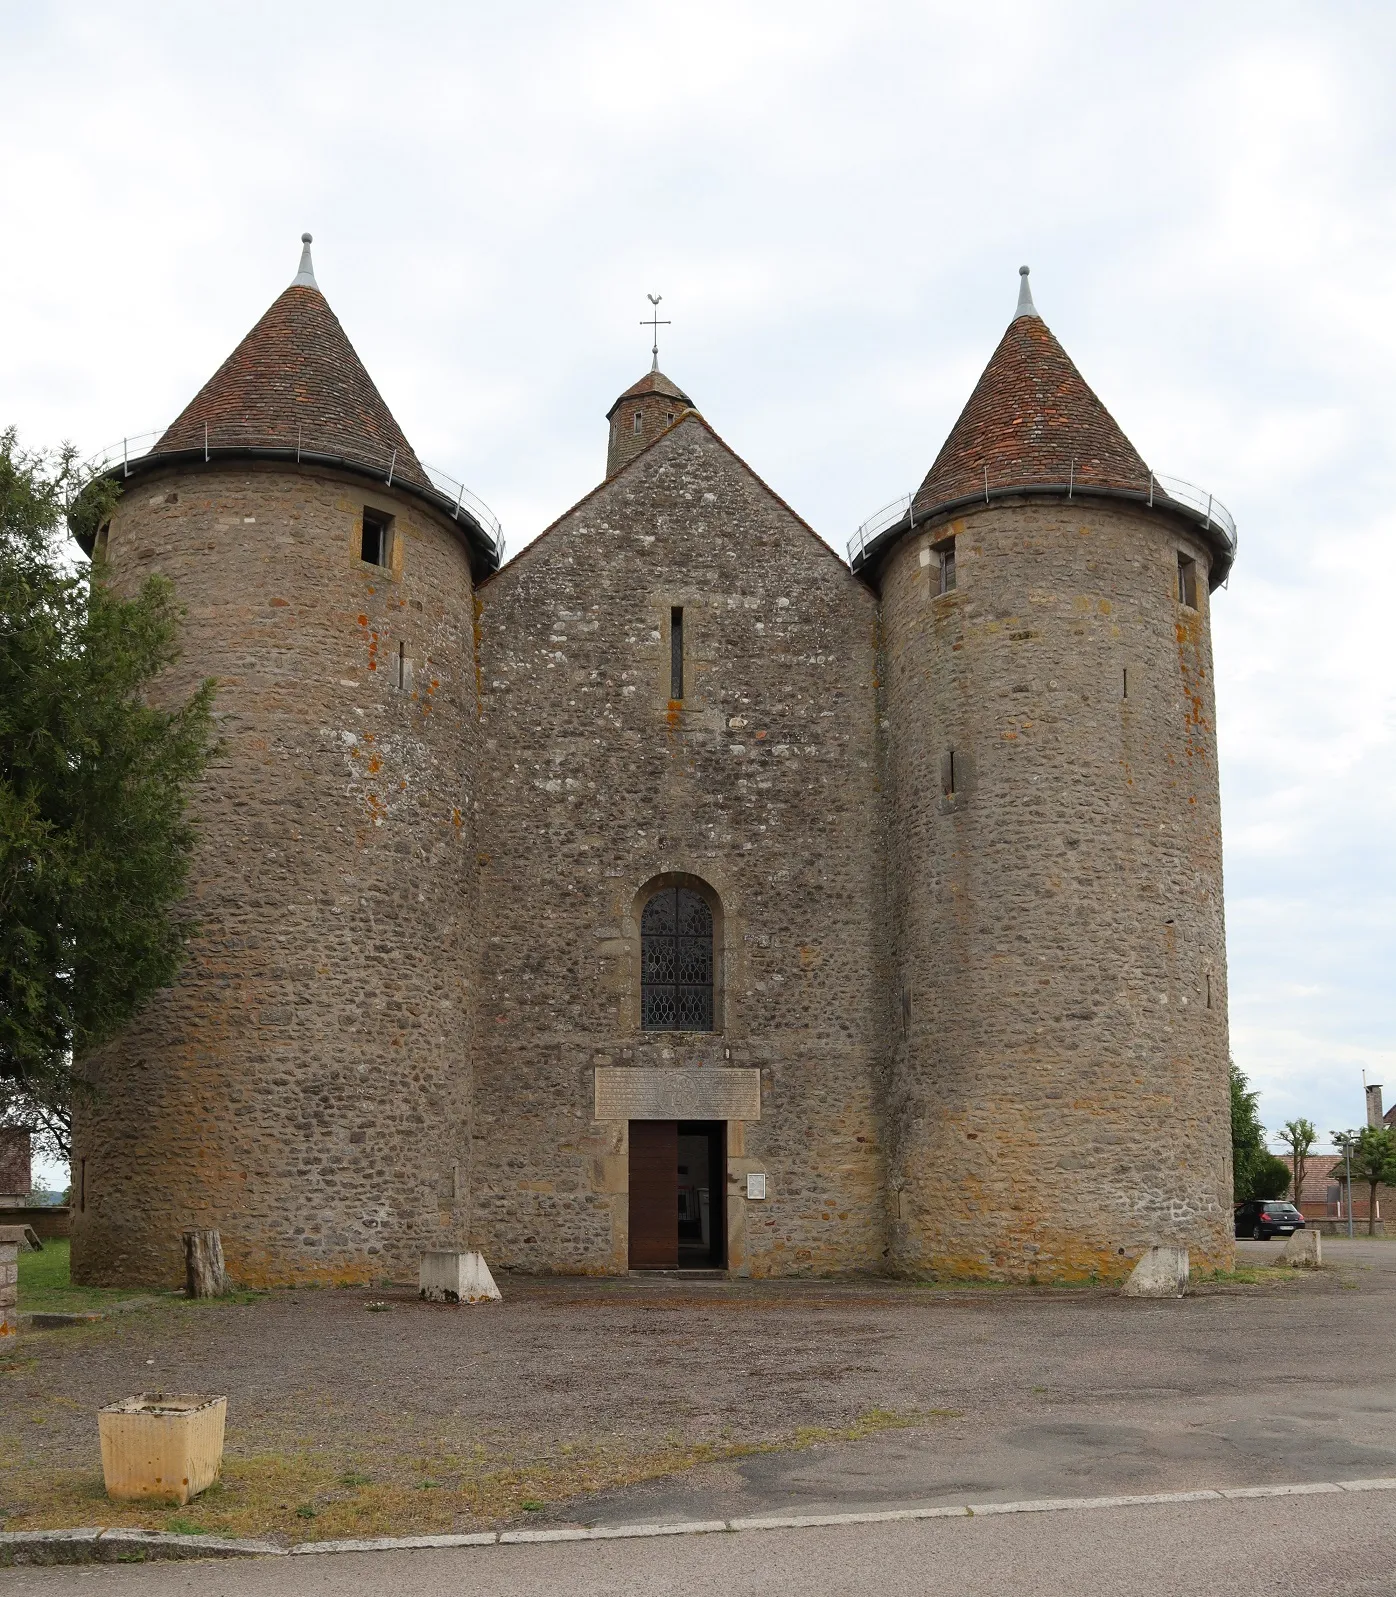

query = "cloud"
[[1, 0, 1392, 1157]]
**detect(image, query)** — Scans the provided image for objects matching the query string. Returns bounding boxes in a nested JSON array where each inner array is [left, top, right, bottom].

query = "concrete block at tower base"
[[1279, 1229, 1322, 1267], [0, 1240, 17, 1336], [419, 1251, 501, 1304], [1121, 1245, 1189, 1298]]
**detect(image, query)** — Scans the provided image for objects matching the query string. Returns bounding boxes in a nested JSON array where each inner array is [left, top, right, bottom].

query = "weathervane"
[[642, 293, 670, 371]]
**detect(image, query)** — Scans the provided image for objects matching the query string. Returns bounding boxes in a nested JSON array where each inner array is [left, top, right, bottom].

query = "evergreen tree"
[[1229, 1059, 1291, 1202], [0, 429, 216, 1152]]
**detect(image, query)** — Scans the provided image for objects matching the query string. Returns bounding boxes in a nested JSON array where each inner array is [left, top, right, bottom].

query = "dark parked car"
[[1234, 1200, 1306, 1240]]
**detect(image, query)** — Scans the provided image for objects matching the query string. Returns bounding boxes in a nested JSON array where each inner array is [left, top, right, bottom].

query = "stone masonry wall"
[[71, 463, 479, 1288], [472, 417, 888, 1275], [879, 496, 1233, 1281]]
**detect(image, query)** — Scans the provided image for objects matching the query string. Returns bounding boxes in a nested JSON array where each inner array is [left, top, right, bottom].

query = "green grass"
[[16, 1240, 150, 1315]]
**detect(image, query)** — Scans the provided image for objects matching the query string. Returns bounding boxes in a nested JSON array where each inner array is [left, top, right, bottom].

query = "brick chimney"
[[0, 1128, 32, 1203]]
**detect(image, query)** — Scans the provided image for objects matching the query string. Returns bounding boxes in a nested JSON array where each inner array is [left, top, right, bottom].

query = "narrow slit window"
[[633, 410, 643, 435], [361, 509, 391, 567], [943, 749, 957, 798], [396, 641, 410, 692], [670, 606, 684, 700], [1177, 552, 1198, 608], [937, 538, 956, 595], [1205, 972, 1212, 1010], [1122, 666, 1129, 700]]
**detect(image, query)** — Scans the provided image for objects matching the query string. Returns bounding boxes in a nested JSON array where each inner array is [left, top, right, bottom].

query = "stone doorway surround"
[[595, 1067, 764, 1275]]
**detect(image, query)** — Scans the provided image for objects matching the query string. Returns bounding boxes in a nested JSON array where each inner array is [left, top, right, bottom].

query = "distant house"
[[1292, 1151, 1391, 1224], [0, 1128, 32, 1205]]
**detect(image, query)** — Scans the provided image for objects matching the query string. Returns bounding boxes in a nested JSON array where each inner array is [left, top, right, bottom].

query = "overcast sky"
[[3, 1, 1393, 1180]]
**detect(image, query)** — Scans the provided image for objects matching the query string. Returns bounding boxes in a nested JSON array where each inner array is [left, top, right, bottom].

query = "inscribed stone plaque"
[[594, 1067, 761, 1122]]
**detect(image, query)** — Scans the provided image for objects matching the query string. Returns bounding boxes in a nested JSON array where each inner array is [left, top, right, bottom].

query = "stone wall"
[[878, 495, 1233, 1281], [71, 462, 480, 1287], [471, 417, 889, 1275], [0, 1207, 70, 1241]]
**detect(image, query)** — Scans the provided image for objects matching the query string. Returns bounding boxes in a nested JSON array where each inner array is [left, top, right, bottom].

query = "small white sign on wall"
[[746, 1172, 767, 1200]]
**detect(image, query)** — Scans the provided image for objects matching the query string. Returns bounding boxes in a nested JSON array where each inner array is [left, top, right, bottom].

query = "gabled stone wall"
[[471, 418, 889, 1275]]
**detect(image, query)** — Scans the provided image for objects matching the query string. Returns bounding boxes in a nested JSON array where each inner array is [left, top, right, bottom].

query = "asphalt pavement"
[[7, 1235, 1394, 1594], [7, 1493, 1396, 1596]]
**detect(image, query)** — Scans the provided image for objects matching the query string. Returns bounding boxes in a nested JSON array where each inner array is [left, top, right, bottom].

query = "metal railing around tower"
[[74, 426, 505, 564], [847, 471, 1235, 572]]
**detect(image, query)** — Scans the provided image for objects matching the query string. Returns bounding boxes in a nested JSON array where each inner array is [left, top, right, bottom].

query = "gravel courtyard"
[[2, 1242, 1392, 1544]]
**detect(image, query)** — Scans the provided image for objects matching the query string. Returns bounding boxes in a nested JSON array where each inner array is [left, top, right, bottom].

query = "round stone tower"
[[862, 268, 1236, 1282], [70, 237, 501, 1287]]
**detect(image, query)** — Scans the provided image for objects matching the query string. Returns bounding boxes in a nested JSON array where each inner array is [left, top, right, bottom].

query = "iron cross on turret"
[[642, 293, 670, 371]]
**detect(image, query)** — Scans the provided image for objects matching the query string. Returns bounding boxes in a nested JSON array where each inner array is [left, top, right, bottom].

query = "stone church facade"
[[70, 243, 1237, 1287]]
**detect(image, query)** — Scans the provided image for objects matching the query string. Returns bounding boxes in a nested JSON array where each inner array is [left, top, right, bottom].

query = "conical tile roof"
[[914, 275, 1150, 518], [154, 242, 430, 490]]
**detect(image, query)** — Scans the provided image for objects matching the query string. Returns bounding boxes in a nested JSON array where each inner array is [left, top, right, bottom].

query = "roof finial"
[[1014, 264, 1038, 321], [642, 293, 670, 371], [293, 232, 317, 289]]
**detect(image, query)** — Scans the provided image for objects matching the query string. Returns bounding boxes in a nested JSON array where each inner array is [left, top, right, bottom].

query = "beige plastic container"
[[97, 1393, 227, 1505]]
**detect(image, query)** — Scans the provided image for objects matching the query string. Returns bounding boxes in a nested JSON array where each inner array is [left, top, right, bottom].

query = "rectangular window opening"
[[937, 538, 957, 595], [361, 508, 391, 567], [1122, 666, 1129, 700], [943, 749, 957, 798], [1205, 972, 1212, 1010], [670, 606, 684, 700], [633, 410, 643, 435], [396, 641, 411, 692], [1177, 552, 1198, 608]]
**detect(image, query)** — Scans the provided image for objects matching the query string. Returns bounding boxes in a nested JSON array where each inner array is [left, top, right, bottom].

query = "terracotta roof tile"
[[154, 283, 430, 490], [605, 367, 692, 419], [914, 312, 1150, 518]]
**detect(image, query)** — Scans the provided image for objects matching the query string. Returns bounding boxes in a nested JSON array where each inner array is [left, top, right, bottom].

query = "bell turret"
[[604, 367, 693, 478]]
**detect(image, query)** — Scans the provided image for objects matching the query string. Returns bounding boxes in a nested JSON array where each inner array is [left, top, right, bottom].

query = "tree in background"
[[1341, 1126, 1396, 1236], [1276, 1117, 1317, 1209], [1230, 1059, 1293, 1202], [0, 429, 216, 1159]]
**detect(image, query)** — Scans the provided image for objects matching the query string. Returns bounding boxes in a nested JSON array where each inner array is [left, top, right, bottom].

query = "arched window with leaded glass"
[[641, 886, 714, 1031]]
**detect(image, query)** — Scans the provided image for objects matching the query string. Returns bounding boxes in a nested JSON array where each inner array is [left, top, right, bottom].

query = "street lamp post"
[[1333, 1131, 1357, 1240]]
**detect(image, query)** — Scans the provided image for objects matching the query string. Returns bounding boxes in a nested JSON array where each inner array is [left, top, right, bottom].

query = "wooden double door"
[[628, 1120, 726, 1270]]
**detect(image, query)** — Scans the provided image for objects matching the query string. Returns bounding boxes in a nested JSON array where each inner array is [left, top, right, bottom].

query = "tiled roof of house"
[[154, 238, 430, 491], [914, 271, 1151, 519], [605, 367, 692, 419]]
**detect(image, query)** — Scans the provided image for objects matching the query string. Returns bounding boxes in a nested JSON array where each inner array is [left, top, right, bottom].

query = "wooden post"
[[182, 1229, 226, 1299]]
